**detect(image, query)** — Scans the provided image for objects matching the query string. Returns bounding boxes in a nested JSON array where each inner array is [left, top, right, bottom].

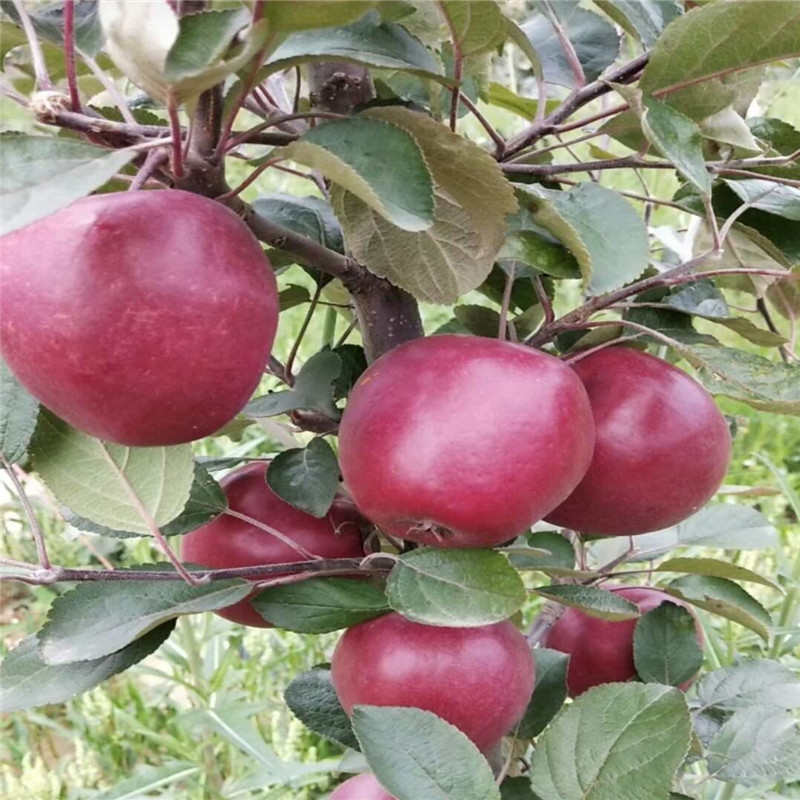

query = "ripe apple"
[[545, 347, 731, 535], [331, 612, 535, 751], [181, 462, 366, 627], [330, 773, 395, 800], [0, 190, 278, 446], [338, 335, 595, 548], [543, 585, 703, 696]]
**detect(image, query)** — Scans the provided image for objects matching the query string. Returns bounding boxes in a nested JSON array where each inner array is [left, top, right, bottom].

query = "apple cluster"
[[1, 191, 729, 799]]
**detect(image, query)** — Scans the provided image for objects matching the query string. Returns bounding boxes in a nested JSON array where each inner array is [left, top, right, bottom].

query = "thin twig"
[[225, 110, 345, 151], [166, 94, 184, 178], [216, 157, 279, 201], [532, 275, 554, 324], [128, 149, 168, 191], [436, 1, 463, 131], [756, 298, 791, 363], [222, 508, 322, 560], [11, 0, 54, 90], [292, 65, 302, 113], [702, 195, 722, 254], [542, 0, 585, 88], [458, 93, 507, 157], [285, 283, 323, 382], [80, 52, 137, 124], [1, 457, 51, 570], [498, 264, 515, 340], [63, 0, 81, 112]]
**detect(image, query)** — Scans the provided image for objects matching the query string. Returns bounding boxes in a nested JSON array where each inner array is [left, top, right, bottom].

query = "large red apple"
[[543, 585, 703, 696], [338, 335, 595, 548], [330, 773, 395, 800], [181, 462, 366, 627], [0, 190, 278, 446], [545, 347, 731, 535], [331, 612, 535, 751]]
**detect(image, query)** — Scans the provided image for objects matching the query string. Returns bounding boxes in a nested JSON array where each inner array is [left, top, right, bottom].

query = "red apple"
[[543, 585, 703, 696], [338, 335, 595, 548], [545, 347, 731, 535], [181, 462, 366, 627], [0, 190, 278, 446], [330, 773, 395, 800], [331, 612, 535, 751]]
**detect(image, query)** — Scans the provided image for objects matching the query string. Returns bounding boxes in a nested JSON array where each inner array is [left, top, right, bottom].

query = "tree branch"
[[0, 556, 395, 585], [502, 52, 649, 160]]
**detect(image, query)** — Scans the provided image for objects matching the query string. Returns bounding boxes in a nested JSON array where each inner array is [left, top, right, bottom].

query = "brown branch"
[[502, 52, 649, 159], [63, 0, 81, 112], [0, 557, 395, 585]]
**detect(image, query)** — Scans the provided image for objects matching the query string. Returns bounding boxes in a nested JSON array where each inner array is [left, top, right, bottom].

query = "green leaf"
[[266, 438, 339, 518], [0, 622, 174, 712], [284, 666, 360, 750], [681, 344, 800, 416], [707, 707, 800, 786], [38, 570, 250, 664], [280, 118, 434, 232], [590, 504, 779, 564], [333, 106, 517, 304], [332, 344, 368, 400], [60, 462, 227, 539], [641, 95, 712, 196], [264, 11, 444, 81], [633, 603, 703, 687], [92, 762, 200, 800], [528, 683, 692, 800], [500, 776, 538, 800], [516, 183, 649, 295], [252, 193, 344, 254], [594, 0, 682, 46], [517, 648, 569, 739], [386, 548, 526, 627], [712, 316, 788, 348], [506, 531, 576, 572], [521, 2, 619, 88], [30, 412, 194, 536], [252, 578, 389, 633], [164, 7, 250, 82], [749, 116, 800, 159], [665, 575, 772, 642], [695, 660, 800, 712], [639, 0, 800, 122], [655, 557, 781, 591], [263, 0, 374, 33], [483, 82, 559, 121], [532, 585, 640, 622], [724, 178, 800, 221], [699, 106, 762, 152], [498, 217, 581, 280], [99, 1, 269, 103], [0, 0, 104, 55], [1, 135, 135, 235], [453, 305, 501, 338], [245, 351, 341, 420], [439, 0, 506, 57], [278, 284, 312, 311], [0, 358, 38, 463], [352, 706, 500, 800], [665, 281, 729, 318]]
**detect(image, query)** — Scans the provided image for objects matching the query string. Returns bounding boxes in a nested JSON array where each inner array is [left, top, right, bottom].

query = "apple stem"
[[167, 94, 185, 179]]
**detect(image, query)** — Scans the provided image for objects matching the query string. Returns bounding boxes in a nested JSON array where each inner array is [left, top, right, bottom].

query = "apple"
[[543, 585, 703, 696], [545, 347, 731, 535], [181, 462, 366, 627], [0, 190, 278, 446], [331, 612, 535, 751], [338, 335, 595, 548], [330, 773, 395, 800]]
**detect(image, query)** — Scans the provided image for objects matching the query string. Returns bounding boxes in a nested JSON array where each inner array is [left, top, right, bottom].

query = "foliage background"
[[0, 6, 799, 800]]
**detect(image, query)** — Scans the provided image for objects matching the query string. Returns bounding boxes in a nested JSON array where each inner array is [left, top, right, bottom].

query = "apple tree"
[[1, 1, 799, 798]]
